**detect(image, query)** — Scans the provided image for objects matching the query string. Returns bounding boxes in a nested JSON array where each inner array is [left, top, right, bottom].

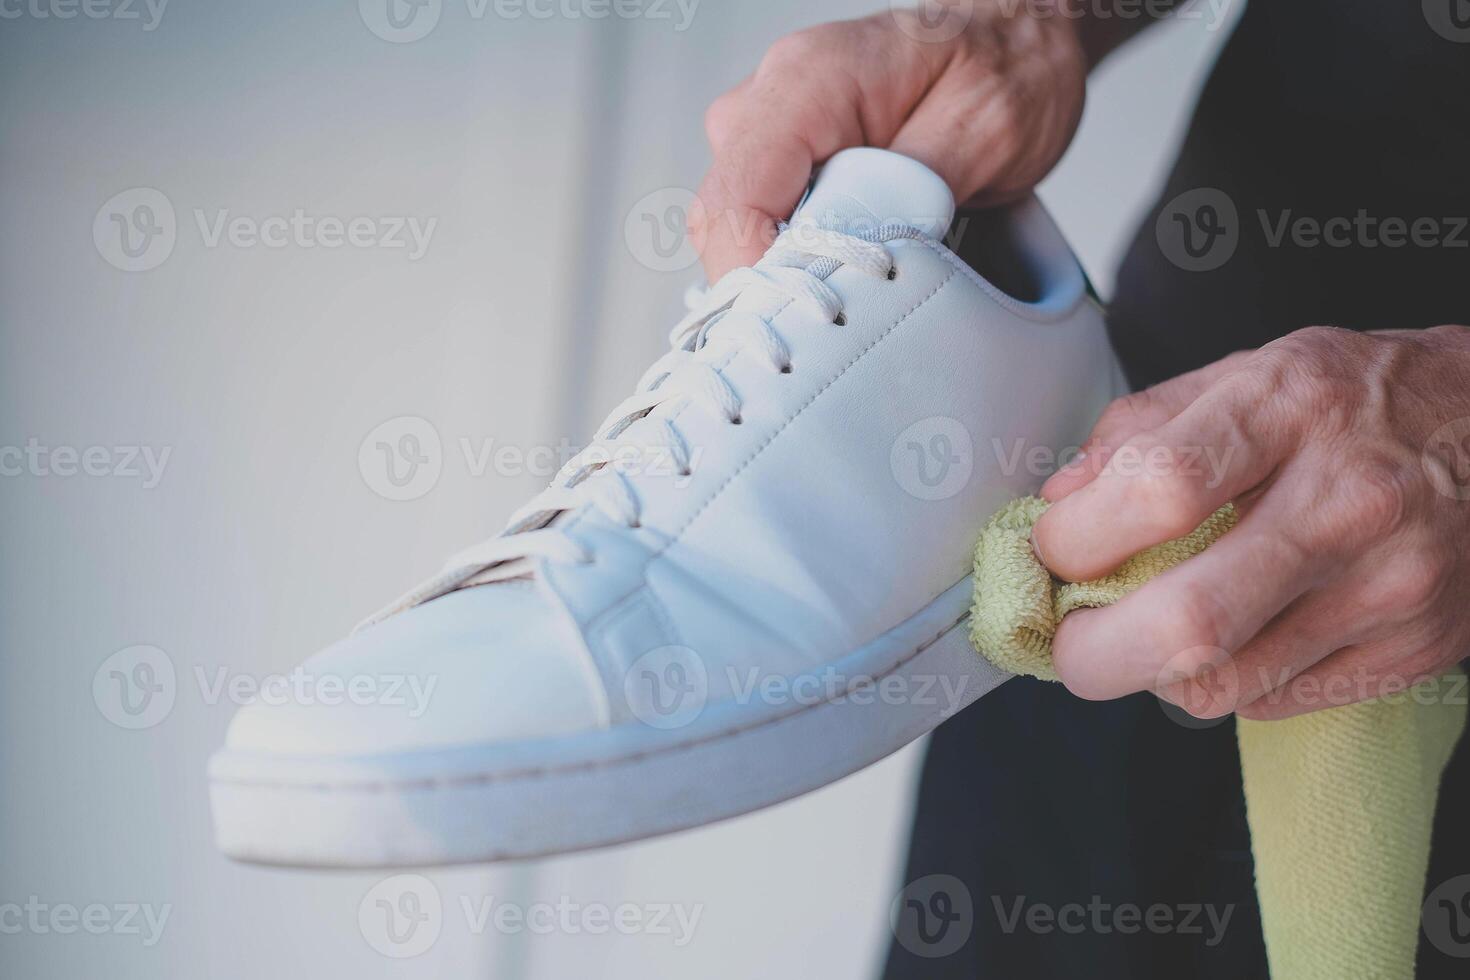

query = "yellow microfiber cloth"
[[969, 496, 1467, 980]]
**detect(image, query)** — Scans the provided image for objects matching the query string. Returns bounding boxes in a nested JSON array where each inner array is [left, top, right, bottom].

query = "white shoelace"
[[361, 220, 903, 627]]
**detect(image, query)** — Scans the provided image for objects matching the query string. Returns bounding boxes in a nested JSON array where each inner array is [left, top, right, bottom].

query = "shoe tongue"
[[790, 148, 955, 241]]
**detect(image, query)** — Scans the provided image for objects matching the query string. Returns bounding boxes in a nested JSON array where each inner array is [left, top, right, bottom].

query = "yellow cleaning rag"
[[969, 496, 1467, 980]]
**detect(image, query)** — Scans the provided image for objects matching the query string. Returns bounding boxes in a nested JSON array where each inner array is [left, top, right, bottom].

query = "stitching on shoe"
[[659, 268, 956, 548], [213, 604, 973, 793]]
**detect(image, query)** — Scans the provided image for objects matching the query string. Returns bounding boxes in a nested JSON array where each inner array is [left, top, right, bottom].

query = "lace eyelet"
[[886, 267, 898, 281], [730, 415, 743, 425], [832, 313, 847, 326], [779, 363, 793, 374], [627, 519, 642, 529]]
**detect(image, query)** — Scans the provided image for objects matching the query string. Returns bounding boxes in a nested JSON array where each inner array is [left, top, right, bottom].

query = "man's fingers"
[[1167, 588, 1354, 717], [1033, 369, 1290, 583], [1050, 500, 1323, 703], [693, 132, 815, 281], [1234, 640, 1457, 721], [1041, 351, 1254, 503], [695, 21, 930, 281]]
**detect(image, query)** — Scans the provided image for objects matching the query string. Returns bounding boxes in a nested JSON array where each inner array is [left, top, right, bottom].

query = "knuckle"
[[1259, 327, 1362, 412], [1341, 457, 1415, 540], [761, 28, 828, 72], [1373, 551, 1452, 619], [1094, 391, 1155, 442], [703, 91, 743, 146], [1126, 457, 1210, 538], [1168, 583, 1233, 652]]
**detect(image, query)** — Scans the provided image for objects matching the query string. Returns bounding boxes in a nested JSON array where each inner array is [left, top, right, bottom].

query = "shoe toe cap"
[[224, 583, 604, 757]]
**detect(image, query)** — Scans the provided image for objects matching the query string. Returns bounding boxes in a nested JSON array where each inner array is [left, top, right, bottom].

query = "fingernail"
[[1030, 528, 1048, 567]]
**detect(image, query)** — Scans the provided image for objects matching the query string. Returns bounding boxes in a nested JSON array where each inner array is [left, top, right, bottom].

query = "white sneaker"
[[209, 148, 1125, 867]]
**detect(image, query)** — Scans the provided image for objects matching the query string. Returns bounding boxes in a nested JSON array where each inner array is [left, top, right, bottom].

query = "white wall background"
[[0, 2, 1237, 977]]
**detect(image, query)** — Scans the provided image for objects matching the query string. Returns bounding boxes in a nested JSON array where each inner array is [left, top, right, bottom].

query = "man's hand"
[[692, 4, 1089, 281], [1033, 325, 1470, 720]]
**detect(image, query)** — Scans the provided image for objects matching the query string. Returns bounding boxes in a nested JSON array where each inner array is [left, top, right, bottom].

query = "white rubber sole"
[[208, 578, 1012, 868]]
